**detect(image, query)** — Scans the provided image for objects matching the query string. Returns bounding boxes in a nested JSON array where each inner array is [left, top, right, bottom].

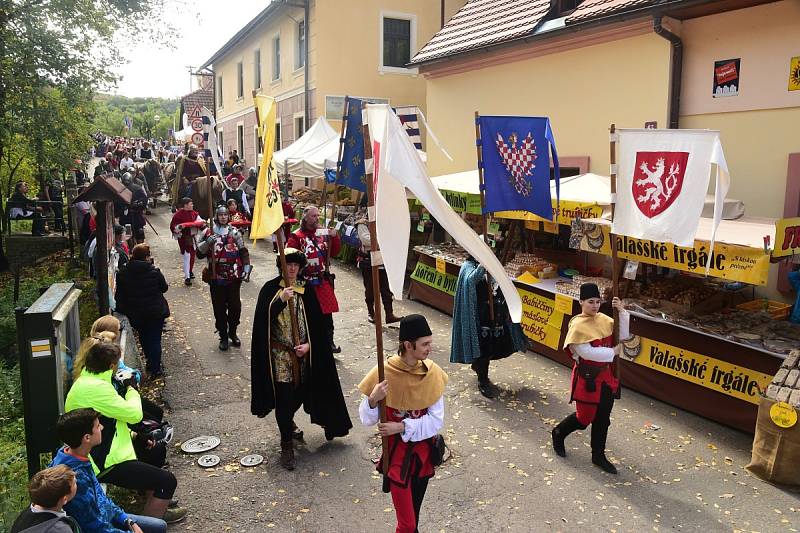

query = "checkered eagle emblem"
[[495, 131, 537, 197]]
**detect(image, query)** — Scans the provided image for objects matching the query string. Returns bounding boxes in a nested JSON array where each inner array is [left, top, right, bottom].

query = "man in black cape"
[[251, 248, 352, 470]]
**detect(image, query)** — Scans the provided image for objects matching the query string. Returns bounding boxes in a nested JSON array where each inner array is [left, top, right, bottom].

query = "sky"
[[112, 0, 268, 99]]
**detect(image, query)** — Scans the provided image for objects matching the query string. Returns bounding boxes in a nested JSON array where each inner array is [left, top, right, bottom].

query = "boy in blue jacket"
[[50, 409, 167, 533]]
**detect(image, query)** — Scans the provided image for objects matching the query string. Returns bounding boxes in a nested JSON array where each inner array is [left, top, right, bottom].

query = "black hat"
[[399, 314, 432, 342], [276, 247, 307, 270], [579, 282, 601, 301]]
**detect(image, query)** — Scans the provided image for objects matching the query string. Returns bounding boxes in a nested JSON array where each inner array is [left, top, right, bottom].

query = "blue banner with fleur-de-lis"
[[336, 97, 367, 192], [478, 115, 559, 220]]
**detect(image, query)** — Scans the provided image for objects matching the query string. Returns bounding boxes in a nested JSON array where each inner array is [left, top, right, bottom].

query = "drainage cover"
[[181, 436, 221, 454]]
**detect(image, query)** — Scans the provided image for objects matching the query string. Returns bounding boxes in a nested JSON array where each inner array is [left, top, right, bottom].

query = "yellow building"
[[411, 0, 799, 297], [201, 0, 467, 170]]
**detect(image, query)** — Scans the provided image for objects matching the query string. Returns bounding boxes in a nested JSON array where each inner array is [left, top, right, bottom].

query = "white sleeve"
[[401, 396, 444, 443], [359, 397, 380, 426], [570, 342, 615, 363], [242, 193, 250, 215], [357, 223, 371, 248], [619, 310, 630, 340]]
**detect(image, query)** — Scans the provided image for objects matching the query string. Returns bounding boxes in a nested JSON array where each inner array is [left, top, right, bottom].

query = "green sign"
[[417, 190, 481, 215], [410, 261, 458, 296]]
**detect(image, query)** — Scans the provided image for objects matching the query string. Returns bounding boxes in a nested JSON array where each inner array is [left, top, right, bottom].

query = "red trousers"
[[389, 476, 428, 533], [178, 237, 195, 272]]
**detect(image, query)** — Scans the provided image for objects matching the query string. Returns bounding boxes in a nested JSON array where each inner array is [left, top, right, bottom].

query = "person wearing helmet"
[[197, 206, 251, 350], [250, 248, 352, 470]]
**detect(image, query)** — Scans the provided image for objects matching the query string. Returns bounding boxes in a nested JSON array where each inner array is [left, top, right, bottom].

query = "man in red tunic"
[[551, 283, 629, 474], [287, 206, 342, 353], [169, 198, 204, 286]]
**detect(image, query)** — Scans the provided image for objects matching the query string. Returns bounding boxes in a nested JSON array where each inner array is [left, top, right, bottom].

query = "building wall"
[[679, 0, 800, 218], [423, 31, 672, 178], [314, 0, 448, 131]]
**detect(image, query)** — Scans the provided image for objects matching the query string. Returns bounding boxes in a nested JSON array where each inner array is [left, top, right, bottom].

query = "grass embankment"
[[0, 252, 98, 531]]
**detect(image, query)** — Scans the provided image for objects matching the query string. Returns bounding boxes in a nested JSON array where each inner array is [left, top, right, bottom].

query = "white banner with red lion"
[[613, 129, 730, 248]]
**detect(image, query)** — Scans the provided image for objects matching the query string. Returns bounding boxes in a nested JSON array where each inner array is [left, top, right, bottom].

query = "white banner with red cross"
[[613, 129, 730, 249]]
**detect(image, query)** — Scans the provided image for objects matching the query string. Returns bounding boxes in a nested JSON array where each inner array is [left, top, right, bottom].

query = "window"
[[383, 17, 411, 68], [295, 20, 306, 69], [294, 116, 304, 139], [218, 131, 224, 154], [216, 76, 223, 108], [272, 35, 281, 80], [275, 121, 282, 151], [237, 124, 244, 160], [554, 0, 580, 16], [236, 61, 244, 98], [255, 126, 263, 155], [254, 49, 261, 89]]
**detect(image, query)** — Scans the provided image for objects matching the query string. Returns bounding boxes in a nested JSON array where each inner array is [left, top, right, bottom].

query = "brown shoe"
[[385, 313, 403, 324], [280, 440, 295, 470]]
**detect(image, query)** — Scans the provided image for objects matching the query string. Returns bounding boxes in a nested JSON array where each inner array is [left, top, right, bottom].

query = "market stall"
[[406, 165, 796, 432]]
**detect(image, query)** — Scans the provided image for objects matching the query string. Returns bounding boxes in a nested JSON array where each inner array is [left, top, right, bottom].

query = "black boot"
[[219, 334, 229, 351], [229, 327, 241, 347], [552, 413, 586, 458], [472, 358, 499, 399], [591, 420, 617, 474], [280, 440, 295, 470]]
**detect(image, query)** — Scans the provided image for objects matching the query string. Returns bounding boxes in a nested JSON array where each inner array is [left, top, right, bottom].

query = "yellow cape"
[[563, 312, 614, 347], [358, 355, 448, 411]]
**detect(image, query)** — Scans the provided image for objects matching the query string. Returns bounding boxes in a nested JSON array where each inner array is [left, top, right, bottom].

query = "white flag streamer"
[[367, 104, 522, 323]]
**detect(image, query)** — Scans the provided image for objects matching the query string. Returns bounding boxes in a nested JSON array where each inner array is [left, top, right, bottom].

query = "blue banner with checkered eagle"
[[336, 97, 367, 193], [477, 115, 559, 220]]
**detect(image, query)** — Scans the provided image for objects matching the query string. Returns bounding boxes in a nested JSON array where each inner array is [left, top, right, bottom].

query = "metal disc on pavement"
[[181, 436, 221, 453], [197, 454, 220, 468], [240, 454, 264, 467]]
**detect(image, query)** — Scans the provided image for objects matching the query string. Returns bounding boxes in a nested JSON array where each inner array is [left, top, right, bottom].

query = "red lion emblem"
[[632, 151, 689, 218]]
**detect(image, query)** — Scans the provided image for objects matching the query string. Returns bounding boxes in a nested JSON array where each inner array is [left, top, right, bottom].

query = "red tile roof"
[[410, 0, 552, 65], [566, 0, 659, 22], [181, 86, 214, 112]]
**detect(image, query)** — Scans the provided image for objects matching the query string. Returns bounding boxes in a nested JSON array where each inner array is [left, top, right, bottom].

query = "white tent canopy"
[[273, 117, 340, 178]]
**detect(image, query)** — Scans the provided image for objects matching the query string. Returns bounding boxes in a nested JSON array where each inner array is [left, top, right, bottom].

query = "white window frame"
[[295, 19, 306, 71], [253, 48, 262, 89], [236, 121, 245, 162], [271, 32, 281, 82], [292, 111, 305, 141], [378, 11, 418, 75]]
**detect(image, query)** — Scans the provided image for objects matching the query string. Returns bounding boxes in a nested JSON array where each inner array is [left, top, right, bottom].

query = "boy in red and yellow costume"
[[359, 314, 448, 533], [551, 283, 629, 474]]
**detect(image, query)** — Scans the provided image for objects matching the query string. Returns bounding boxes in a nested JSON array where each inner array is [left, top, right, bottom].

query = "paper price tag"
[[623, 260, 639, 280], [770, 401, 798, 428], [435, 257, 447, 274], [555, 293, 573, 315]]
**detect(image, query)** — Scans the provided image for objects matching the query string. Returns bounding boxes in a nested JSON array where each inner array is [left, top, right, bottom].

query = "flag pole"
[[474, 111, 495, 321], [609, 123, 621, 381], [363, 102, 389, 475], [275, 229, 302, 385]]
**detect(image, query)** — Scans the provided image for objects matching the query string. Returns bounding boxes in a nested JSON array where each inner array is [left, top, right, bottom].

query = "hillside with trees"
[[92, 94, 180, 139]]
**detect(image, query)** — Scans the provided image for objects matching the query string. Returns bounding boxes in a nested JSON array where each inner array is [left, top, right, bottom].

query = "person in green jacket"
[[65, 339, 186, 523]]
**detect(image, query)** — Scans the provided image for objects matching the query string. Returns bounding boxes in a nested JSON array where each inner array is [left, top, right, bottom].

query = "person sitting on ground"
[[8, 181, 46, 236], [51, 408, 167, 533], [115, 244, 170, 378], [64, 342, 185, 523], [10, 465, 80, 533]]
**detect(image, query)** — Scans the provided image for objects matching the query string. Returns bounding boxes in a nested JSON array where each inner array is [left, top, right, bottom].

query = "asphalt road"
[[140, 203, 799, 533]]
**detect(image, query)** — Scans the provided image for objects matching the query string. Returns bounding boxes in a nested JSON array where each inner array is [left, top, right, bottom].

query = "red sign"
[[191, 132, 205, 146], [632, 151, 690, 218], [191, 118, 204, 132], [715, 61, 738, 85], [189, 104, 202, 119]]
